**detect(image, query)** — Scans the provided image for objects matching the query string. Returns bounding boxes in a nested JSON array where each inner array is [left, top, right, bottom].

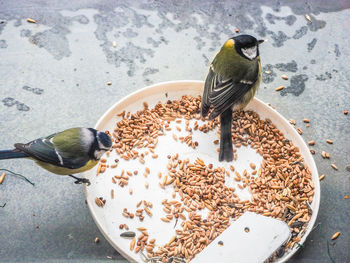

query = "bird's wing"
[[207, 66, 259, 120], [201, 66, 216, 117], [14, 133, 88, 169]]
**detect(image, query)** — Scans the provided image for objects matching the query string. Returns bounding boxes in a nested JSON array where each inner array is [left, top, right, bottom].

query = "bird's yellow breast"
[[35, 159, 99, 175], [234, 58, 262, 110]]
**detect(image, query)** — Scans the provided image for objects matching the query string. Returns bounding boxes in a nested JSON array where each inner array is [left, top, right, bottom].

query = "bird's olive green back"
[[213, 39, 259, 82], [52, 128, 85, 158]]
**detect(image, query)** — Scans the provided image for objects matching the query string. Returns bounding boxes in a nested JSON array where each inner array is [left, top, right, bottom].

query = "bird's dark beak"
[[258, 39, 266, 44]]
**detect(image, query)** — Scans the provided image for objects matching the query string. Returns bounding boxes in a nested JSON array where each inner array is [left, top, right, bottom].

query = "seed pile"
[[109, 97, 202, 164], [95, 95, 314, 262], [151, 157, 244, 261]]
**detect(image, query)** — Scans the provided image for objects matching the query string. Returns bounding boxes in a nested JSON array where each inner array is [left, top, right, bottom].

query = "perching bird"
[[201, 34, 264, 162], [0, 127, 112, 185]]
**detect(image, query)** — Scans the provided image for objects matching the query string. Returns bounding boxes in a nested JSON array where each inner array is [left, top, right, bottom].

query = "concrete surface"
[[0, 0, 349, 262]]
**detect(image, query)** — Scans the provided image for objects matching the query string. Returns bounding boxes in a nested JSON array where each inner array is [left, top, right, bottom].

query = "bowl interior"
[[84, 80, 320, 263]]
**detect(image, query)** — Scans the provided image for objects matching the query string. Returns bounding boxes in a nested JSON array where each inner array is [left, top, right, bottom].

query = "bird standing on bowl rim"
[[201, 34, 265, 162], [0, 127, 112, 185]]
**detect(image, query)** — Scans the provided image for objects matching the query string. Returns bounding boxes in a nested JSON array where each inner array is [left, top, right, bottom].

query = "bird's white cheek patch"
[[242, 46, 257, 60], [94, 150, 105, 160]]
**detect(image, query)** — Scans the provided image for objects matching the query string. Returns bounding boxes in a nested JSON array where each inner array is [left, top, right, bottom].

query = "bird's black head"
[[232, 34, 264, 61], [87, 128, 112, 160], [96, 131, 112, 151]]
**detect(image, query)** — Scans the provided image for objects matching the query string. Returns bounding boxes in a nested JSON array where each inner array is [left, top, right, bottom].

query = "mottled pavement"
[[0, 0, 349, 262]]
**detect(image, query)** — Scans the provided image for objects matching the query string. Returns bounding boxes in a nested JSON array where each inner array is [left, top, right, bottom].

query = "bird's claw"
[[74, 178, 91, 186]]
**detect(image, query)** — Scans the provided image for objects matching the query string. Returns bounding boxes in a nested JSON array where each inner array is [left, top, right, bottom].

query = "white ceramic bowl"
[[84, 80, 320, 263]]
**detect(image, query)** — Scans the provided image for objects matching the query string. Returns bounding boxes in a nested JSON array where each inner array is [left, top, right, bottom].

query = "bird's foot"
[[69, 175, 91, 186], [74, 178, 91, 186]]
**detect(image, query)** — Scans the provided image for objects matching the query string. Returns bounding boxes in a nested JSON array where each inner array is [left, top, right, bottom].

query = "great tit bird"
[[0, 127, 112, 185], [201, 34, 264, 162]]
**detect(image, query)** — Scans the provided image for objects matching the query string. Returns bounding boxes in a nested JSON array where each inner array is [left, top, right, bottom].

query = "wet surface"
[[0, 0, 350, 262], [2, 97, 30, 111], [281, 74, 309, 96]]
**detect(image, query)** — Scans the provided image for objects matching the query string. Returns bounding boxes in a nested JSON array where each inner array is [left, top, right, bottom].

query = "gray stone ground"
[[0, 0, 349, 262]]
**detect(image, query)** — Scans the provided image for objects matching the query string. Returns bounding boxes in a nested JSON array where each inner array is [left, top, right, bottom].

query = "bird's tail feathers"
[[0, 149, 28, 160], [219, 109, 233, 162]]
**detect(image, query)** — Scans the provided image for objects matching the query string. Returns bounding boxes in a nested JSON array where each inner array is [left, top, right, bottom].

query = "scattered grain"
[[331, 232, 341, 240], [321, 151, 330, 159], [308, 140, 315, 146], [144, 207, 152, 217], [130, 237, 136, 250], [289, 119, 296, 125], [95, 197, 105, 207], [173, 133, 178, 141], [0, 172, 5, 184], [305, 14, 311, 22], [26, 18, 36, 23]]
